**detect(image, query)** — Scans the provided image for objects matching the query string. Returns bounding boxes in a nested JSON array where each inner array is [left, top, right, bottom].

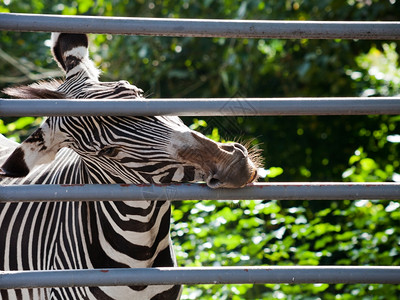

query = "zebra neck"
[[84, 199, 172, 268]]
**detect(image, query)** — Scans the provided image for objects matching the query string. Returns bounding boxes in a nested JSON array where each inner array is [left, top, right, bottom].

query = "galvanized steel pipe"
[[1, 266, 400, 289], [1, 97, 400, 117], [1, 183, 399, 202], [1, 13, 400, 39]]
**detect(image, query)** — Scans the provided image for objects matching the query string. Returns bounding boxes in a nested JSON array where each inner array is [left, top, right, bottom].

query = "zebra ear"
[[51, 33, 100, 79], [0, 124, 64, 177]]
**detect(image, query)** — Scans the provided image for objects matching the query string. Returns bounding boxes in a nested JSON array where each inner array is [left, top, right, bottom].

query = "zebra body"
[[0, 33, 258, 299], [1, 146, 181, 299]]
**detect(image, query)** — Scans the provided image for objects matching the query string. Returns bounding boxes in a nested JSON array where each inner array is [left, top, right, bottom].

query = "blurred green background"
[[1, 1, 399, 299]]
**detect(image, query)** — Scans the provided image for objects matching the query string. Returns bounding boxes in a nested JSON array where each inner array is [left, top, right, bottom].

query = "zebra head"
[[0, 33, 260, 188]]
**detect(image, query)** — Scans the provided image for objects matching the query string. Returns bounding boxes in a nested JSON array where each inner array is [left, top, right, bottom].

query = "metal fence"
[[1, 12, 400, 289], [1, 13, 400, 39], [2, 97, 400, 116]]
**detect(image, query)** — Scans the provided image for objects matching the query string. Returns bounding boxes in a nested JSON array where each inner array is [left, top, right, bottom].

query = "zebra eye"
[[98, 147, 119, 157]]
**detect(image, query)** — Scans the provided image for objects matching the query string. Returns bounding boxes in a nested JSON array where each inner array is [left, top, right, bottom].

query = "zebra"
[[0, 33, 260, 300]]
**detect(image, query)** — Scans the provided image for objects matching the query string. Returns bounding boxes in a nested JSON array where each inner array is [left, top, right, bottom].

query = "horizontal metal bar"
[[1, 266, 399, 289], [1, 97, 400, 117], [1, 183, 399, 202], [1, 13, 400, 39]]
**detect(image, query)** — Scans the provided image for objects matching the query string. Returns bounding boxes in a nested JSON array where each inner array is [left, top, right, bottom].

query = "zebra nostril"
[[233, 143, 248, 155], [220, 144, 235, 153], [207, 176, 222, 188], [220, 143, 248, 156]]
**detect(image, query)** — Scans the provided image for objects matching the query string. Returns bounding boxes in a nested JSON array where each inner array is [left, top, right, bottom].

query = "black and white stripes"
[[0, 33, 185, 300], [0, 32, 258, 300]]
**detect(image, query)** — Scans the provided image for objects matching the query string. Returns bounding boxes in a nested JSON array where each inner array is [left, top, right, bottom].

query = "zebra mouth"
[[246, 168, 259, 185], [205, 159, 258, 189]]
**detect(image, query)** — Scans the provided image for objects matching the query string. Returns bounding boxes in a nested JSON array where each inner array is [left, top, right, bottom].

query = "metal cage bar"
[[1, 13, 400, 39], [1, 183, 399, 203], [1, 97, 400, 117], [1, 266, 400, 289], [1, 13, 399, 290]]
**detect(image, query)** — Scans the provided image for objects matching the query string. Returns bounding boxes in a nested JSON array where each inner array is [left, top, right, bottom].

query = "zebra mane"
[[2, 79, 65, 99]]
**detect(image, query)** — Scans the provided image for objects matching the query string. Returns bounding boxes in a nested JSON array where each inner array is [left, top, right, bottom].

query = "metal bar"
[[1, 183, 399, 202], [1, 13, 400, 39], [1, 97, 400, 117], [1, 266, 400, 289]]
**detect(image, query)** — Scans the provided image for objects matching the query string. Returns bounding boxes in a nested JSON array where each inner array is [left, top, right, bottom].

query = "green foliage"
[[173, 197, 400, 299], [0, 117, 42, 142], [1, 0, 400, 299], [350, 43, 400, 97]]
